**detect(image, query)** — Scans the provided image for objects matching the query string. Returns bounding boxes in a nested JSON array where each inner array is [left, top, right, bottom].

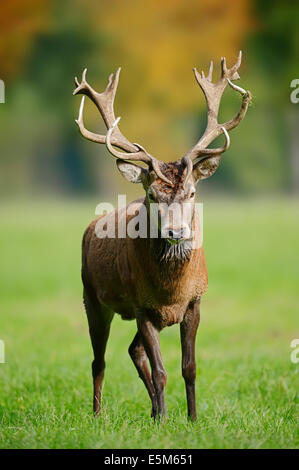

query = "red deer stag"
[[73, 51, 251, 420]]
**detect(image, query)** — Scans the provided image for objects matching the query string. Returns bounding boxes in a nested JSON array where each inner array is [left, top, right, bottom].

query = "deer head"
[[73, 51, 251, 244]]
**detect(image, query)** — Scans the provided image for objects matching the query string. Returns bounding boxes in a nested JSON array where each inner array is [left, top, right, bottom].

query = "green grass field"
[[0, 198, 298, 449]]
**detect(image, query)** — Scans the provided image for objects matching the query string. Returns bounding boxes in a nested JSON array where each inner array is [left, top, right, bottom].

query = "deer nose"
[[168, 228, 185, 241]]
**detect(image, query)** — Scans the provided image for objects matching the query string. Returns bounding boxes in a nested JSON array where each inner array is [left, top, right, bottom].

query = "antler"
[[182, 51, 252, 183], [73, 68, 172, 185]]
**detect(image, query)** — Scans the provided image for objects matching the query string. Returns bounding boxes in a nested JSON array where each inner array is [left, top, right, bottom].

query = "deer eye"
[[190, 191, 196, 199]]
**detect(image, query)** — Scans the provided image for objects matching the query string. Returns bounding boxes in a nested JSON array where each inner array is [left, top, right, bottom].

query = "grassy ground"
[[0, 197, 298, 449]]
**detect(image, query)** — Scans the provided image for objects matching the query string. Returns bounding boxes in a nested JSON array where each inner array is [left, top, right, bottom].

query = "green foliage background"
[[0, 0, 299, 198]]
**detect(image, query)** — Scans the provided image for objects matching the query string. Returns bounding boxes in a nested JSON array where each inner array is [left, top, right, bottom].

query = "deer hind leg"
[[180, 299, 200, 421], [83, 288, 114, 416], [136, 315, 167, 419], [129, 332, 157, 418]]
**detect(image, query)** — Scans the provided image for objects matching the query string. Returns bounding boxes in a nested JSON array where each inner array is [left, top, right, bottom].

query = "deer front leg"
[[180, 299, 200, 421], [129, 332, 157, 417], [136, 315, 167, 419]]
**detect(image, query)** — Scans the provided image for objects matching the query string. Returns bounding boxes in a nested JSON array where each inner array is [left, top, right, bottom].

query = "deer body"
[[74, 52, 251, 419], [82, 197, 208, 330]]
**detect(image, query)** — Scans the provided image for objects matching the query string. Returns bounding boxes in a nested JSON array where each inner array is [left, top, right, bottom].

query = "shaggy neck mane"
[[151, 237, 193, 264]]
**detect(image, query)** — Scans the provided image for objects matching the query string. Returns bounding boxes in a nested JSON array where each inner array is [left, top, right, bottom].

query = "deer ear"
[[116, 160, 148, 184], [192, 155, 222, 182]]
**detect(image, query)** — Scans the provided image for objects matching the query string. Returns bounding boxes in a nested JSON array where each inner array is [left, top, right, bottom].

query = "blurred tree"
[[249, 0, 299, 193], [0, 0, 297, 196], [0, 0, 50, 80], [0, 0, 106, 196], [24, 25, 99, 193]]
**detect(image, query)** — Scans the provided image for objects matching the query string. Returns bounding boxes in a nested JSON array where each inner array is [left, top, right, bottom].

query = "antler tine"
[[207, 60, 213, 82], [73, 67, 135, 151], [74, 68, 130, 141], [183, 127, 230, 184], [221, 50, 242, 81], [73, 68, 172, 185], [189, 127, 230, 157], [220, 56, 227, 77], [106, 118, 173, 185], [106, 117, 151, 162], [183, 51, 252, 170], [225, 78, 252, 132], [235, 49, 242, 69], [75, 96, 105, 144]]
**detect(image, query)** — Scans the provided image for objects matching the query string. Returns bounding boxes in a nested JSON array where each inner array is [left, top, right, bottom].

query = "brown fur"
[[82, 197, 207, 330], [154, 161, 186, 194], [82, 193, 207, 419]]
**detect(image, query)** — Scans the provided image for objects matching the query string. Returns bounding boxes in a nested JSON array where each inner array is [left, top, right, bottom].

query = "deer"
[[73, 51, 252, 421]]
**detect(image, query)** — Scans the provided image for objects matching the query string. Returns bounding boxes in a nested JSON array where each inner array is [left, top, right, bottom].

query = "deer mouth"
[[166, 237, 186, 245]]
